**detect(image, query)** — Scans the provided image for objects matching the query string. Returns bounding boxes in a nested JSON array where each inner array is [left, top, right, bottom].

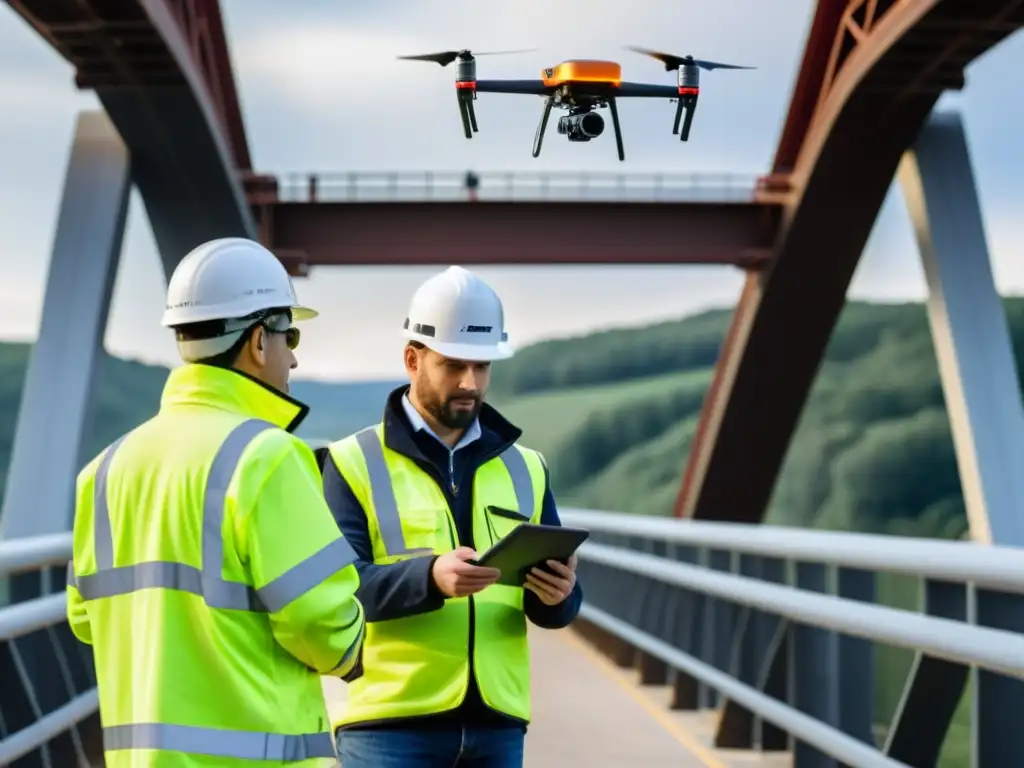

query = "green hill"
[[487, 298, 1024, 540], [4, 296, 1022, 540]]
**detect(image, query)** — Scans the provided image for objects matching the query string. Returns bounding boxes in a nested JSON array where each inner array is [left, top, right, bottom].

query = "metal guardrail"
[[0, 532, 98, 766], [267, 171, 762, 204], [8, 509, 1023, 765], [560, 508, 1024, 768]]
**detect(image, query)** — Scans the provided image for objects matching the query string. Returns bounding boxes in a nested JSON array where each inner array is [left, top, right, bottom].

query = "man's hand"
[[524, 554, 577, 606], [431, 547, 502, 598]]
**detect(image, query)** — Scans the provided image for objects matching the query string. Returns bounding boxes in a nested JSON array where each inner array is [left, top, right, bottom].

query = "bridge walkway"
[[321, 626, 792, 768]]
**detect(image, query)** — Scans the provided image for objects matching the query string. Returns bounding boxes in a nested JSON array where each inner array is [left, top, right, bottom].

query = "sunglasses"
[[259, 316, 300, 350]]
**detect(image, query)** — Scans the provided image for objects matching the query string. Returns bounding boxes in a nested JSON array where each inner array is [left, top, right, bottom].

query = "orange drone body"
[[540, 60, 622, 88]]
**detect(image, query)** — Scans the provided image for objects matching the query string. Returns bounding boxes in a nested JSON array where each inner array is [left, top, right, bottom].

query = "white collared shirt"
[[402, 393, 481, 453]]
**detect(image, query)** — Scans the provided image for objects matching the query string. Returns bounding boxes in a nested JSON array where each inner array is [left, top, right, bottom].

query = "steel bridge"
[[3, 0, 1024, 766]]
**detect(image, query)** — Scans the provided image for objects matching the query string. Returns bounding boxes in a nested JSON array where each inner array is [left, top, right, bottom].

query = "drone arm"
[[475, 79, 550, 95], [614, 82, 678, 98]]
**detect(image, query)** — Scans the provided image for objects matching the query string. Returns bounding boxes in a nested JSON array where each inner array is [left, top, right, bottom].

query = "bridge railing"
[[264, 171, 763, 204], [0, 532, 98, 766], [560, 509, 1024, 768]]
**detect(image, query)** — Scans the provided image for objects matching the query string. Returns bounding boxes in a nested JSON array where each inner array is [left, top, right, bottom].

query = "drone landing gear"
[[533, 95, 554, 157], [673, 94, 698, 141], [457, 87, 478, 139], [608, 96, 624, 162]]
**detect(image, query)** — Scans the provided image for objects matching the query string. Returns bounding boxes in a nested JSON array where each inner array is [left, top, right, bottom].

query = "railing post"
[[884, 579, 968, 765], [634, 538, 669, 685], [755, 557, 790, 751], [791, 562, 839, 768], [700, 549, 734, 707], [836, 567, 875, 746], [667, 544, 701, 710], [714, 553, 762, 748]]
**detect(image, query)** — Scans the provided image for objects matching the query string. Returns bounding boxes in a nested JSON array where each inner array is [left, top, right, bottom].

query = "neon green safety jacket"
[[66, 363, 365, 767], [326, 422, 546, 729]]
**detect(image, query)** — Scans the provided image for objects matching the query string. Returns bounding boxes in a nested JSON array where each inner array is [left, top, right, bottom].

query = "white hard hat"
[[160, 237, 317, 327], [403, 266, 513, 362]]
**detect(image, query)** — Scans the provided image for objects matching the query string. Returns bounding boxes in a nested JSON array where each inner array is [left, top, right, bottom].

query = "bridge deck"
[[322, 626, 792, 767]]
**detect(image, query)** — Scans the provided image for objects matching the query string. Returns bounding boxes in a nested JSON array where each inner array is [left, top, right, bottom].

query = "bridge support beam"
[[1, 109, 129, 539], [892, 108, 1024, 766], [0, 109, 130, 767]]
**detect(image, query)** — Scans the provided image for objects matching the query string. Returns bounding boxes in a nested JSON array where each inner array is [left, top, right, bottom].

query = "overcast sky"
[[1, 2, 1023, 381]]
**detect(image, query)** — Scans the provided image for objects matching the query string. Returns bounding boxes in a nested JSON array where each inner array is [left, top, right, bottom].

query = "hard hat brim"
[[408, 335, 515, 362], [160, 303, 319, 327]]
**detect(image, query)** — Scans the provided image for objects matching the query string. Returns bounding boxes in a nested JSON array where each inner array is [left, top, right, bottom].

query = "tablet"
[[472, 522, 590, 587]]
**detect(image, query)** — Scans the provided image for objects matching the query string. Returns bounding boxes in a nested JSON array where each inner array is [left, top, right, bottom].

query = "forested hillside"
[[489, 297, 1024, 540], [3, 297, 1023, 544]]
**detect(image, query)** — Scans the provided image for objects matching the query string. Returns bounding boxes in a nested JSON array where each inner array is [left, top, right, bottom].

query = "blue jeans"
[[335, 725, 525, 768]]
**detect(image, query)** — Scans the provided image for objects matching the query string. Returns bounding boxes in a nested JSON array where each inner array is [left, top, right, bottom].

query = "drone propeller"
[[626, 45, 754, 72], [397, 48, 537, 66]]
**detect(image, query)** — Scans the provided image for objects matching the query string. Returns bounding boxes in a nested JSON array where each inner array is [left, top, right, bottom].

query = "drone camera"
[[557, 112, 605, 142]]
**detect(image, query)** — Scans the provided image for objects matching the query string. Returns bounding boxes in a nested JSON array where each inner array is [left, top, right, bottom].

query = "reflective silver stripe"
[[202, 419, 276, 606], [93, 434, 129, 570], [355, 428, 432, 557], [355, 429, 539, 547], [498, 446, 535, 519], [103, 722, 336, 760], [257, 536, 357, 613], [73, 418, 358, 612]]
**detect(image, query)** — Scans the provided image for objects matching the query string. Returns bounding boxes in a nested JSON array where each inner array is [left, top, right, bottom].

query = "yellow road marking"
[[556, 627, 730, 768]]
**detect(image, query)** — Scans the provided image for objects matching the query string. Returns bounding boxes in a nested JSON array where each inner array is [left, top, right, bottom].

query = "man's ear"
[[248, 325, 266, 363], [403, 343, 420, 374]]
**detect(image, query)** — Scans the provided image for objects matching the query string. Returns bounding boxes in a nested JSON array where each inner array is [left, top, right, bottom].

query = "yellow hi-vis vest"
[[66, 364, 366, 767], [327, 423, 547, 728]]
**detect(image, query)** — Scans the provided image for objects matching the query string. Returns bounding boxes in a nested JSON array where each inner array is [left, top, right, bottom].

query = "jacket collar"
[[160, 363, 309, 432]]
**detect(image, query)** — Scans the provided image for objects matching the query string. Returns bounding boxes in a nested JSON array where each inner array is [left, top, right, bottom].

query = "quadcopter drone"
[[397, 46, 754, 161]]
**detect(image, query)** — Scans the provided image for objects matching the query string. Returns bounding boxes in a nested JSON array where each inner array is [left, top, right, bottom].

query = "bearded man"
[[320, 266, 583, 768]]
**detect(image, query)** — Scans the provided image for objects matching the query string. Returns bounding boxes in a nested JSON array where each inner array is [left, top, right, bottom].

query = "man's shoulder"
[[326, 424, 383, 454], [229, 420, 318, 476], [504, 441, 546, 465]]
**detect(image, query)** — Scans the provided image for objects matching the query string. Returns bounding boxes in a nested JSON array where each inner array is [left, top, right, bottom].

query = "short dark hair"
[[174, 320, 256, 368], [174, 306, 291, 368]]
